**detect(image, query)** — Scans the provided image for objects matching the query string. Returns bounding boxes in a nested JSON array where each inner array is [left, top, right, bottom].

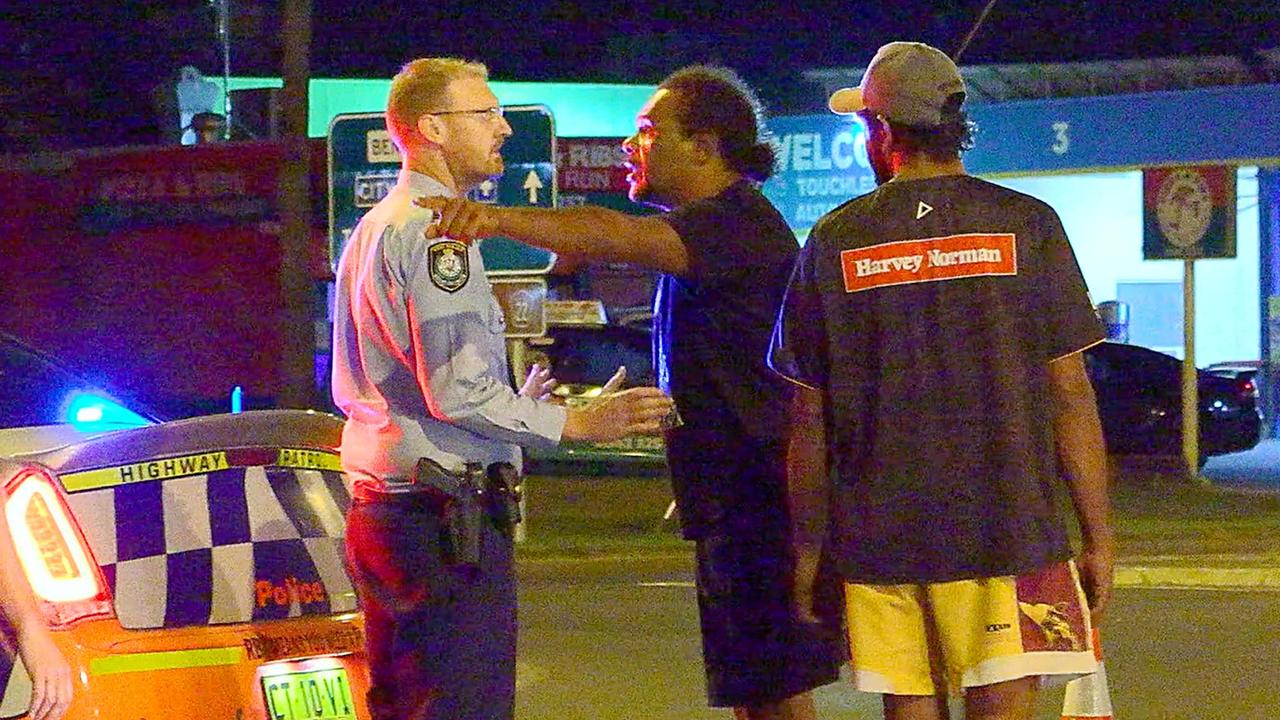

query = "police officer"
[[331, 58, 674, 720]]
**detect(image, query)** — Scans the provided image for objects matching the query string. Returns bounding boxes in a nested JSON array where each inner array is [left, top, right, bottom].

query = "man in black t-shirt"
[[770, 42, 1114, 720], [419, 66, 846, 720]]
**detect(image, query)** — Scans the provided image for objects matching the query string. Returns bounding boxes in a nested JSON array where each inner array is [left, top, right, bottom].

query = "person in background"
[[189, 112, 226, 144], [771, 41, 1114, 720]]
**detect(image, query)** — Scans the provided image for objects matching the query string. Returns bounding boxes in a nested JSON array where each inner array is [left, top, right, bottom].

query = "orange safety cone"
[[1061, 627, 1113, 719]]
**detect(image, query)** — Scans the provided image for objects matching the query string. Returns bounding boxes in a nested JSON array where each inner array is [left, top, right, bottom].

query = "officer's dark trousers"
[[345, 497, 516, 720]]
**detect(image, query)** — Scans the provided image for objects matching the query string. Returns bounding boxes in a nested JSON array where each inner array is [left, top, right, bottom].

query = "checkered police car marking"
[[0, 447, 352, 714], [0, 651, 31, 718], [64, 460, 355, 631]]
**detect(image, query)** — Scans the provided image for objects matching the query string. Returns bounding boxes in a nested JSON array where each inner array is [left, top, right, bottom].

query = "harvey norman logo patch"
[[840, 233, 1017, 294]]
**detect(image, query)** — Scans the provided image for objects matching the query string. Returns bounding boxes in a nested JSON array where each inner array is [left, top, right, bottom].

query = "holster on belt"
[[411, 458, 524, 568], [483, 462, 523, 535]]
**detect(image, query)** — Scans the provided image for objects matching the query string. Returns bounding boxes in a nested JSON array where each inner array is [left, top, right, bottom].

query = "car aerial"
[[1083, 341, 1262, 466], [1, 333, 369, 720]]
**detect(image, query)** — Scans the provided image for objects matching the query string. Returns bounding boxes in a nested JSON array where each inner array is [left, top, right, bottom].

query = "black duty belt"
[[354, 459, 524, 564], [352, 488, 450, 513]]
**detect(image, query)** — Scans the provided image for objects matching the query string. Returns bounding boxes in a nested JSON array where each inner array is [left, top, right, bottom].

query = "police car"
[[1, 334, 368, 720]]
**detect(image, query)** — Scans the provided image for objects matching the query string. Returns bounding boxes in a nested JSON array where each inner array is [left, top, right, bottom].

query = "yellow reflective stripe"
[[275, 448, 342, 472], [89, 646, 247, 676], [60, 452, 230, 492]]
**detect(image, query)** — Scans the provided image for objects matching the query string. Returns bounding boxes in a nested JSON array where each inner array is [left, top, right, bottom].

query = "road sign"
[[1142, 165, 1237, 260], [327, 113, 396, 270], [327, 106, 557, 273], [479, 105, 556, 275], [490, 277, 547, 338]]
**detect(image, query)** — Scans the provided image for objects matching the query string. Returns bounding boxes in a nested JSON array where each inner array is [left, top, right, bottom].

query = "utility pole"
[[214, 0, 232, 138], [277, 0, 316, 408]]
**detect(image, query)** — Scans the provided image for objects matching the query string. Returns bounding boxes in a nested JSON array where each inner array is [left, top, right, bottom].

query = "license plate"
[[261, 667, 357, 720]]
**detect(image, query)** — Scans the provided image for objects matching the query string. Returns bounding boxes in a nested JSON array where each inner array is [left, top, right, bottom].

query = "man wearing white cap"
[[769, 42, 1115, 720]]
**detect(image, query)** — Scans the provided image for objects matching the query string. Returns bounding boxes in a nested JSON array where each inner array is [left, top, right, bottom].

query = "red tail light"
[[3, 465, 113, 627], [1237, 377, 1258, 402]]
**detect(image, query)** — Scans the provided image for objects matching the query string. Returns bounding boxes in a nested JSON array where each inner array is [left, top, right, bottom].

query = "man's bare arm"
[[784, 383, 829, 624], [417, 196, 689, 275], [1048, 350, 1114, 622]]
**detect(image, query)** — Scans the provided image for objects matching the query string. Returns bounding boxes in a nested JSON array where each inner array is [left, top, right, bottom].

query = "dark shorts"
[[344, 497, 516, 720], [694, 530, 848, 708]]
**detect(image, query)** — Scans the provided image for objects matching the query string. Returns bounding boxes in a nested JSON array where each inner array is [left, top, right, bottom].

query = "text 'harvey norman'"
[[840, 233, 1018, 293]]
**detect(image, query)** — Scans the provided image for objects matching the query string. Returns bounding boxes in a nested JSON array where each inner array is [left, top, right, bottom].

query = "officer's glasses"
[[425, 107, 505, 121]]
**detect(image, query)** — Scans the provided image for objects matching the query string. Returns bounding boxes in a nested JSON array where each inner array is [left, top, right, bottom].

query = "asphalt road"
[[514, 557, 1280, 720]]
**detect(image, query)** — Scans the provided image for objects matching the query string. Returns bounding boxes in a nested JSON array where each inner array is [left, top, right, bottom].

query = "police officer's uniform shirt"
[[654, 179, 798, 537], [332, 170, 566, 495], [770, 175, 1105, 584]]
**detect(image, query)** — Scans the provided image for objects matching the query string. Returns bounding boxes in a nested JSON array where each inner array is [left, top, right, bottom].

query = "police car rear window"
[[66, 458, 355, 630]]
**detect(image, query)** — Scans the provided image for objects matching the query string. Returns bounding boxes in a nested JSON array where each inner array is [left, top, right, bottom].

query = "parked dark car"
[[1204, 359, 1264, 422], [1083, 342, 1262, 464]]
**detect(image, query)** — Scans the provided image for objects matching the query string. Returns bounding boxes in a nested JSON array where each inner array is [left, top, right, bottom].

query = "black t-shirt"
[[770, 174, 1105, 583], [655, 180, 799, 538]]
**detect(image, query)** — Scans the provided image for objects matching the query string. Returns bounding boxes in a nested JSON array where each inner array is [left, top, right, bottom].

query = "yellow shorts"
[[845, 560, 1098, 696]]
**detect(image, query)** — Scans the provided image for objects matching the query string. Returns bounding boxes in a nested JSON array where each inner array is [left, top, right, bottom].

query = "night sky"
[[2, 0, 1277, 148]]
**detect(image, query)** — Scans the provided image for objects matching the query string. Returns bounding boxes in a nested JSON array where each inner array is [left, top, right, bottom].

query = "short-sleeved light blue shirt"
[[332, 170, 566, 494]]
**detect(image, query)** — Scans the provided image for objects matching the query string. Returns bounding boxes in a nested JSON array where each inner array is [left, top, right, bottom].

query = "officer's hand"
[[519, 363, 558, 402], [18, 624, 73, 720], [414, 196, 498, 243], [561, 387, 675, 442]]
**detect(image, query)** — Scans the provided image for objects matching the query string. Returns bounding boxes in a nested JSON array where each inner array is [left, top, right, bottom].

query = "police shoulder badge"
[[429, 240, 470, 293]]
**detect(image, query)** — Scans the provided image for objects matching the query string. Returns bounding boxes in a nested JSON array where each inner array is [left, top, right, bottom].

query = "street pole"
[[278, 0, 315, 408], [215, 0, 232, 138], [1182, 259, 1200, 478]]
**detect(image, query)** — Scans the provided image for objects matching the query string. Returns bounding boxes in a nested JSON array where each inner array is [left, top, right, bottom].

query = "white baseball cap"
[[829, 42, 966, 126]]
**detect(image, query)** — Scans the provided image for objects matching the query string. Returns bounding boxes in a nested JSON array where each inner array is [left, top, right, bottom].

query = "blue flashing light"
[[65, 392, 154, 431], [231, 385, 243, 414]]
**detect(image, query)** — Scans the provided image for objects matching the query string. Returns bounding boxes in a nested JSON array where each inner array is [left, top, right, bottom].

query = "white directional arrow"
[[916, 201, 933, 219], [523, 170, 544, 204], [478, 179, 496, 196]]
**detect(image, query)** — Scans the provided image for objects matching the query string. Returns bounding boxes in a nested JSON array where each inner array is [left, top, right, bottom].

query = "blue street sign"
[[327, 112, 398, 269], [327, 105, 557, 273], [478, 104, 556, 275], [762, 115, 876, 239]]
